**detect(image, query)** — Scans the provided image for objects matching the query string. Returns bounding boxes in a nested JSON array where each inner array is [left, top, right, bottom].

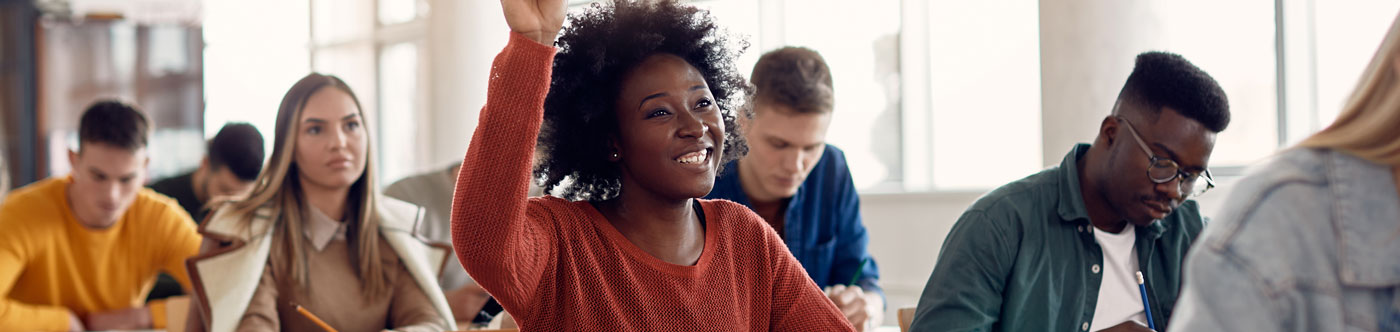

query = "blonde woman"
[[185, 73, 454, 332], [1169, 11, 1400, 332]]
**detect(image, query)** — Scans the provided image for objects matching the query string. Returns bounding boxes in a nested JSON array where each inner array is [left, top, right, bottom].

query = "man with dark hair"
[[150, 122, 265, 223], [145, 122, 263, 302], [0, 100, 202, 331], [705, 47, 884, 330], [911, 52, 1230, 332]]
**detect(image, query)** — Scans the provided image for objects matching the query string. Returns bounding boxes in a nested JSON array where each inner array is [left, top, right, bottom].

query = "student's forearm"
[[0, 300, 73, 331]]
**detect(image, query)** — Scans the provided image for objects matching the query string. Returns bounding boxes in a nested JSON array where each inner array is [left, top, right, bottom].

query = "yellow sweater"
[[0, 176, 202, 331]]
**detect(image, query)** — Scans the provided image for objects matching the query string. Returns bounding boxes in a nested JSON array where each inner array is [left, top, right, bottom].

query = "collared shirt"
[[705, 144, 882, 296], [303, 205, 347, 251], [910, 144, 1205, 332], [1170, 148, 1400, 332]]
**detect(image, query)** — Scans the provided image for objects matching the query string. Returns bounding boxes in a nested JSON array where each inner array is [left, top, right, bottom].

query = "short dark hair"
[[208, 123, 265, 181], [535, 0, 752, 201], [78, 100, 150, 151], [1116, 51, 1231, 132], [751, 47, 834, 113]]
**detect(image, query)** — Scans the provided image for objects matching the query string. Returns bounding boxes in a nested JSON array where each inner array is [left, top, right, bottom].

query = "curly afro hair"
[[535, 0, 753, 201]]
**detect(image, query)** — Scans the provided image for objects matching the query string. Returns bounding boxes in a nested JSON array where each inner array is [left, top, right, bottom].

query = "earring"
[[610, 152, 619, 159]]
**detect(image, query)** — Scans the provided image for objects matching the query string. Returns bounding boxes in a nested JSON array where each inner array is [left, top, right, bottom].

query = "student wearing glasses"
[[910, 52, 1230, 332]]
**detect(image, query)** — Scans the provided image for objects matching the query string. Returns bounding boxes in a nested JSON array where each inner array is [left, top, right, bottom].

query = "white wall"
[[424, 0, 508, 168]]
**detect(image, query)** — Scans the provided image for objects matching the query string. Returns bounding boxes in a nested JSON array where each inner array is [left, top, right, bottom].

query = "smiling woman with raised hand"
[[450, 0, 853, 330]]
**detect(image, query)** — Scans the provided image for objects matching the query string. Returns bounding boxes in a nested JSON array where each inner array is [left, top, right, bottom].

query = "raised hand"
[[500, 0, 567, 45]]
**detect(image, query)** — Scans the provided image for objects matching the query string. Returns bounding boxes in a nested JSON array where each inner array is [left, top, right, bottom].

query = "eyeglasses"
[[1117, 117, 1216, 198]]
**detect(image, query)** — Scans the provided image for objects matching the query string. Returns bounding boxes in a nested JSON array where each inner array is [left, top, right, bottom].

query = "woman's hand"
[[501, 0, 567, 45]]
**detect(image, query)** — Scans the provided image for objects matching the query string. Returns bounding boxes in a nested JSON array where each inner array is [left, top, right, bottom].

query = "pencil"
[[848, 257, 871, 286], [295, 304, 339, 332], [1136, 271, 1156, 331]]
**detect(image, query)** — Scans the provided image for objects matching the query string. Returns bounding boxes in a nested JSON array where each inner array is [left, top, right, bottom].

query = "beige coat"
[[184, 197, 457, 332]]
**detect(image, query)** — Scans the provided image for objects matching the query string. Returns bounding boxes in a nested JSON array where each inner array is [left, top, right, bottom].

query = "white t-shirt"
[[1089, 225, 1148, 331]]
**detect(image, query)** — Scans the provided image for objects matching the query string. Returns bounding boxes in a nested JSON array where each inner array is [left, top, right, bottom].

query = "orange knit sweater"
[[450, 32, 854, 331]]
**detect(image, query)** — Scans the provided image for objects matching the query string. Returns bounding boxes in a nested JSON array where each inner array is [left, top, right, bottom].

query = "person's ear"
[[607, 136, 622, 162], [199, 156, 209, 170], [1097, 116, 1119, 147], [68, 149, 78, 170]]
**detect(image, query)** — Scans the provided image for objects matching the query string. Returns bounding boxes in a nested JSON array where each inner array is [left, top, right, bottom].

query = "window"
[[207, 0, 1400, 195], [377, 42, 421, 185], [921, 0, 1042, 190], [307, 0, 429, 186], [701, 0, 904, 190], [202, 0, 310, 157], [1313, 1, 1400, 127], [1157, 0, 1277, 167]]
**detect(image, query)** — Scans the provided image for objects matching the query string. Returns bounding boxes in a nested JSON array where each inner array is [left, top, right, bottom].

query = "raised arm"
[[448, 0, 566, 321]]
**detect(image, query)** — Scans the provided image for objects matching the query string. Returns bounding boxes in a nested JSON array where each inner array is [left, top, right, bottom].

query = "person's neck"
[[300, 178, 350, 222], [597, 181, 704, 265], [736, 159, 783, 204], [65, 182, 116, 229], [1078, 150, 1128, 234], [736, 159, 789, 223], [191, 167, 209, 203]]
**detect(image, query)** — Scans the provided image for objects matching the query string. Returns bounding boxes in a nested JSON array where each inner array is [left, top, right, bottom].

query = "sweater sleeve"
[[449, 31, 558, 322], [765, 217, 856, 331], [0, 202, 73, 331]]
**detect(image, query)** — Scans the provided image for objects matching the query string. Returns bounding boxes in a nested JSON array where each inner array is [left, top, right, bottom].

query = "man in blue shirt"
[[706, 47, 883, 330]]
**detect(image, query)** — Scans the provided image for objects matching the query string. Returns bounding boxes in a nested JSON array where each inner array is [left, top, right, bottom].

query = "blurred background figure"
[[145, 122, 264, 302], [0, 100, 201, 332], [385, 147, 546, 325], [384, 163, 497, 325], [150, 122, 265, 223]]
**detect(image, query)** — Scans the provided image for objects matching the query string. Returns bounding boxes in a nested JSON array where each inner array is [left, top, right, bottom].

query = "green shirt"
[[911, 144, 1204, 332]]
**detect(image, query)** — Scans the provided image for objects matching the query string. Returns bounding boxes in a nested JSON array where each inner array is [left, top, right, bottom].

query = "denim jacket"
[[1171, 148, 1400, 332]]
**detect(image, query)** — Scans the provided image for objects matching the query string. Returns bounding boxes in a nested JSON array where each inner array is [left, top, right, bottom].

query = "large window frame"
[[308, 0, 431, 187]]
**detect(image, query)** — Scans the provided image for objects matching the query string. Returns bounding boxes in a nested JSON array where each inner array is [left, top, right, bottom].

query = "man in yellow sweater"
[[0, 101, 202, 331]]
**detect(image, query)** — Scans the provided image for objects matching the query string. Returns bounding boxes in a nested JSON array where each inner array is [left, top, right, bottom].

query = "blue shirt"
[[705, 144, 882, 297]]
